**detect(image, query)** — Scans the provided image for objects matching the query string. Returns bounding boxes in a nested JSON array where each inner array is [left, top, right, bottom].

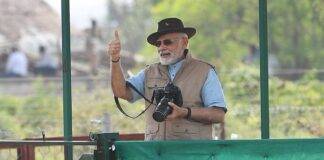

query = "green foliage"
[[107, 0, 153, 53], [0, 79, 146, 139], [0, 112, 21, 139], [13, 79, 63, 138], [136, 0, 324, 71], [0, 96, 21, 115], [0, 68, 322, 140], [140, 0, 259, 67], [222, 64, 260, 106], [270, 70, 324, 107], [222, 65, 323, 139], [268, 0, 324, 69], [72, 86, 145, 135]]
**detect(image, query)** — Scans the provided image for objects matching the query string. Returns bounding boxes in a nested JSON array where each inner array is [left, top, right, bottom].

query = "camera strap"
[[114, 81, 155, 119]]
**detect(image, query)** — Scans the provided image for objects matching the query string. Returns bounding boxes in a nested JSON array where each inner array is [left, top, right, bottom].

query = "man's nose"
[[158, 48, 166, 54]]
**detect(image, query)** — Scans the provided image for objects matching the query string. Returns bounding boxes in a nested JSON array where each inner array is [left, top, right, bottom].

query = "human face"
[[155, 33, 187, 65]]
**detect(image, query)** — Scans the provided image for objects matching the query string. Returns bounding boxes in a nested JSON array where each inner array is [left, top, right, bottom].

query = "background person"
[[5, 47, 28, 77]]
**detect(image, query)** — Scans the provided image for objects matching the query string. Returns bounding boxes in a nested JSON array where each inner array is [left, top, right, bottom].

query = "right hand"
[[107, 30, 121, 61]]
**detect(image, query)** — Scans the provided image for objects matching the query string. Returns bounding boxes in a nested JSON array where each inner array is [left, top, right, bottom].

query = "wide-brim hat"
[[147, 18, 196, 46]]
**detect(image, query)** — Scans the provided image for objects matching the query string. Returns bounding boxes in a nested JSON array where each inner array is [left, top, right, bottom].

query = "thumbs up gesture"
[[108, 30, 121, 62]]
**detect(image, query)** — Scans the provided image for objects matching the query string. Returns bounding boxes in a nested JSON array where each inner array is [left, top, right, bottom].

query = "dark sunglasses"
[[155, 38, 180, 47]]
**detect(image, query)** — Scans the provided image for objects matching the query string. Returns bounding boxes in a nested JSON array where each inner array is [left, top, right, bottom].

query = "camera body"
[[152, 82, 183, 122]]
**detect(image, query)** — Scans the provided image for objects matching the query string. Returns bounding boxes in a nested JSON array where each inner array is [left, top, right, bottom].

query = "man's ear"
[[182, 37, 189, 48]]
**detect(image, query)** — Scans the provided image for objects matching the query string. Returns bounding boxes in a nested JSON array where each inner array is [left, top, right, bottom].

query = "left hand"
[[166, 102, 187, 120]]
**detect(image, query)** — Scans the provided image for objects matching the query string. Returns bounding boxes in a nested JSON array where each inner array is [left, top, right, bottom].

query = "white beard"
[[159, 51, 183, 65], [160, 57, 178, 65]]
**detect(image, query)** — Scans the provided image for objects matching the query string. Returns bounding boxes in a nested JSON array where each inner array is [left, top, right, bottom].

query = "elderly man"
[[108, 18, 226, 140]]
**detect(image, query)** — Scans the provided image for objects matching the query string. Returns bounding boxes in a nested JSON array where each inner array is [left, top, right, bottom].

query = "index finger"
[[114, 30, 119, 40]]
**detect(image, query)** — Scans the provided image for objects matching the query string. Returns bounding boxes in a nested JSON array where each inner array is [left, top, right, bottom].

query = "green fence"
[[115, 139, 324, 160]]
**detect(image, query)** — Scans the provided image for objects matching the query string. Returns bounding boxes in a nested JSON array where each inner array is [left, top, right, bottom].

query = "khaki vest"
[[144, 54, 214, 140]]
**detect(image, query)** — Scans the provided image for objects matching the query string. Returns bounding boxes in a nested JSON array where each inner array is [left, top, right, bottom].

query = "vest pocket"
[[145, 79, 167, 101], [171, 121, 199, 134], [146, 79, 167, 89], [146, 123, 159, 134]]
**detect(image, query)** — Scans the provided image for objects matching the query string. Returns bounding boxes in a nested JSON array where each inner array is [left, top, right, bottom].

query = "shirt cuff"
[[207, 104, 227, 113]]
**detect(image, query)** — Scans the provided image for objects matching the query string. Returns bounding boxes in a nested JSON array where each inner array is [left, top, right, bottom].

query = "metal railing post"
[[259, 0, 270, 139], [17, 145, 35, 160], [61, 0, 73, 159]]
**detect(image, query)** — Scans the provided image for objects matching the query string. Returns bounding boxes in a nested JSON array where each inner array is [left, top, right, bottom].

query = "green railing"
[[114, 138, 324, 160], [61, 0, 73, 159], [259, 0, 269, 139]]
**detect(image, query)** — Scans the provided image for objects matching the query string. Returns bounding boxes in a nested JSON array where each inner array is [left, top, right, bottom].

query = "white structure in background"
[[102, 112, 111, 133], [90, 112, 112, 133], [230, 133, 239, 139], [0, 0, 61, 56]]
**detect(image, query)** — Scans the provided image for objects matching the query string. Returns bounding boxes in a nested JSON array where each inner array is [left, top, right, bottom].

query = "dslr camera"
[[152, 82, 183, 122]]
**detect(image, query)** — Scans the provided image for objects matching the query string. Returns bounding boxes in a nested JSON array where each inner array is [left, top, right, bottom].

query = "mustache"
[[158, 50, 172, 54]]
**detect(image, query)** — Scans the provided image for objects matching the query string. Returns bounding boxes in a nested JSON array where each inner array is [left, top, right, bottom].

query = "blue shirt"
[[127, 60, 226, 109]]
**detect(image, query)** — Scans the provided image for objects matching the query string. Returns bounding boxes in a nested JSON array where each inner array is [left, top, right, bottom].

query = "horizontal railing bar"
[[0, 76, 110, 83], [0, 140, 96, 147], [0, 133, 144, 149]]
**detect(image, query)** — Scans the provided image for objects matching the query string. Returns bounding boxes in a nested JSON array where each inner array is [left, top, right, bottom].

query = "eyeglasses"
[[155, 38, 180, 47]]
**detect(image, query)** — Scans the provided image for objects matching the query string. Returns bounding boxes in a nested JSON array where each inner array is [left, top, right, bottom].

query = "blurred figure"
[[35, 45, 58, 76], [4, 47, 28, 77], [85, 19, 103, 90], [243, 44, 259, 64], [268, 54, 280, 76], [85, 19, 103, 76], [0, 52, 9, 73]]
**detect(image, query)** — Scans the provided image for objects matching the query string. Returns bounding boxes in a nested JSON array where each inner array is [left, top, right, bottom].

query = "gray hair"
[[178, 33, 188, 39]]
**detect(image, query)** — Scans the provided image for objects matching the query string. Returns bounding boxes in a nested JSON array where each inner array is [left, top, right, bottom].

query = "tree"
[[107, 0, 153, 53], [137, 0, 323, 72], [268, 0, 324, 69]]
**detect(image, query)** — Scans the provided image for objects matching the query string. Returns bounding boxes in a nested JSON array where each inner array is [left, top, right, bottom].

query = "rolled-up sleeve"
[[201, 69, 227, 110], [126, 69, 145, 102]]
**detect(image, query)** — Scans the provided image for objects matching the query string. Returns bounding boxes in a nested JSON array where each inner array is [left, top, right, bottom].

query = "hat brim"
[[147, 27, 196, 46]]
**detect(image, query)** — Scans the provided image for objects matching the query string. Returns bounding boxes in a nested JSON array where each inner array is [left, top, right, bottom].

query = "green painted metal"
[[259, 0, 270, 139], [61, 0, 73, 159], [115, 139, 324, 160], [92, 133, 119, 160]]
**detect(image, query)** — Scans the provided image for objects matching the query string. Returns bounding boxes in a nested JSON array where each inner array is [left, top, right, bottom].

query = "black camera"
[[152, 82, 183, 122]]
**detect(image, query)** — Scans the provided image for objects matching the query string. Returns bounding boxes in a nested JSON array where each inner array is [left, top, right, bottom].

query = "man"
[[86, 19, 103, 76], [35, 45, 58, 76], [5, 47, 28, 77], [108, 18, 226, 140]]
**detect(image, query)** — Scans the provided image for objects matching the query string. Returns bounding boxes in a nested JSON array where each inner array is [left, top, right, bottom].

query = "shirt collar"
[[169, 59, 184, 70]]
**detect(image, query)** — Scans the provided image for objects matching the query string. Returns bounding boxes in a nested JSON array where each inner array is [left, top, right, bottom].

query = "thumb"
[[114, 30, 119, 40], [168, 102, 176, 108]]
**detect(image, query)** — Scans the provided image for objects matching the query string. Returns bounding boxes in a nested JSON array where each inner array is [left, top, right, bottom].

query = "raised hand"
[[108, 30, 121, 62]]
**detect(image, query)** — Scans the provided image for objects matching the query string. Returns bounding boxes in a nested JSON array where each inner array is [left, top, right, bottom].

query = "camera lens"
[[152, 98, 172, 122], [153, 110, 168, 122]]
